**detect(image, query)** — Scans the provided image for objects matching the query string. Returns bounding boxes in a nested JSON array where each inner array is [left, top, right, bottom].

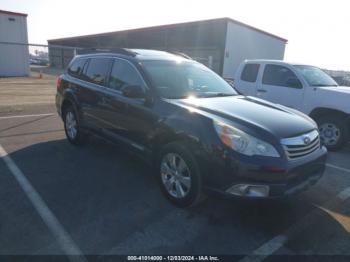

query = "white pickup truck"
[[234, 60, 350, 150]]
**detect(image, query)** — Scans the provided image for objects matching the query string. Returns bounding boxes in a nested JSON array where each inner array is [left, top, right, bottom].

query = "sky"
[[1, 0, 350, 71]]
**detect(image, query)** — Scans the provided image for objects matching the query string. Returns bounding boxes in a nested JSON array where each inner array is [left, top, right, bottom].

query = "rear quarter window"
[[84, 58, 112, 86], [68, 58, 87, 78], [241, 64, 260, 82]]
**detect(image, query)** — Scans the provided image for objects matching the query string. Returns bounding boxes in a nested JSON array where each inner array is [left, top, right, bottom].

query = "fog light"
[[226, 184, 269, 197]]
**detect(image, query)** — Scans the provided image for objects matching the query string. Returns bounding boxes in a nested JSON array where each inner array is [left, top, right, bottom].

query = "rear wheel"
[[317, 115, 348, 151], [158, 142, 204, 207], [63, 106, 87, 145]]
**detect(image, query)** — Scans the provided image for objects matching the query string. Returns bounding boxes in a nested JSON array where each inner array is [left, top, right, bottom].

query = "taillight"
[[56, 75, 63, 90]]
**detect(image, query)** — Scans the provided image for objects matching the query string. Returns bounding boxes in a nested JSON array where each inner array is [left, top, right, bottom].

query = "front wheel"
[[158, 142, 204, 207], [317, 115, 349, 151]]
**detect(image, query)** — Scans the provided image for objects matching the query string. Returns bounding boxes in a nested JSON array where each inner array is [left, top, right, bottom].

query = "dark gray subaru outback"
[[56, 49, 327, 207]]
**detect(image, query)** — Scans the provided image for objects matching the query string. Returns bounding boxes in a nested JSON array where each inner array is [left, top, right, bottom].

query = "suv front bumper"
[[205, 146, 327, 199]]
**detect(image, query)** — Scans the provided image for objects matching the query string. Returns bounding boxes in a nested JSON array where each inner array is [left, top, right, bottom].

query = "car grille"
[[281, 130, 320, 160]]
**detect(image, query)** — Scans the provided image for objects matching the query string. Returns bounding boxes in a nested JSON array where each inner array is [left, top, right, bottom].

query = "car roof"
[[244, 59, 312, 67], [74, 48, 192, 62]]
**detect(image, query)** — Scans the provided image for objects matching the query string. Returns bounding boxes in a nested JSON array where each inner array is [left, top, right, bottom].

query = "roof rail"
[[77, 47, 137, 56]]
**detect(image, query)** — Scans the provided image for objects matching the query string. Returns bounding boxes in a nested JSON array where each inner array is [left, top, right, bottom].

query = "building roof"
[[48, 17, 288, 43], [0, 9, 28, 17]]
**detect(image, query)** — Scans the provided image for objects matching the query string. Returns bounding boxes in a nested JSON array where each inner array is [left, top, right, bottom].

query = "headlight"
[[213, 120, 280, 157]]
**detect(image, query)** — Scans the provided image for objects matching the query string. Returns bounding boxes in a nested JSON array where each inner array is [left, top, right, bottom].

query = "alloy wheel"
[[160, 153, 191, 199], [65, 111, 78, 140]]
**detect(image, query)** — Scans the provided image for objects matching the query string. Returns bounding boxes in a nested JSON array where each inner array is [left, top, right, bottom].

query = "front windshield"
[[294, 65, 338, 87], [142, 60, 237, 99]]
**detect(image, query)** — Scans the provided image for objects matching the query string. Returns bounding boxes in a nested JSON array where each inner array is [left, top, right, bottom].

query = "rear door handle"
[[257, 89, 267, 93]]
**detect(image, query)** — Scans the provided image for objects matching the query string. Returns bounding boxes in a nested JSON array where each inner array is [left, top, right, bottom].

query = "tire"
[[158, 142, 204, 207], [63, 105, 87, 145], [316, 115, 349, 151]]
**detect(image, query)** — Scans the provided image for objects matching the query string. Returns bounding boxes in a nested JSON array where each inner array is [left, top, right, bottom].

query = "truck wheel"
[[158, 142, 205, 207], [317, 115, 349, 151]]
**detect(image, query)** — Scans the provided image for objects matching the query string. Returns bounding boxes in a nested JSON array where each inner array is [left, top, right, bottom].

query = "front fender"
[[149, 109, 220, 174]]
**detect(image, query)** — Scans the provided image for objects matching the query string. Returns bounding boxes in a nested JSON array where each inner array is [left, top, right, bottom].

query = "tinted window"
[[241, 64, 260, 82], [262, 64, 301, 87], [84, 58, 111, 86], [108, 59, 144, 91], [68, 58, 86, 77]]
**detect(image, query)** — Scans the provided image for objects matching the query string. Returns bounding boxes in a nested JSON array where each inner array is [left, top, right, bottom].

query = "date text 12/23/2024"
[[127, 256, 219, 261]]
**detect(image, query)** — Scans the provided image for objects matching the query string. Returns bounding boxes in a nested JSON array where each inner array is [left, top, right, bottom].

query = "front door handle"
[[257, 89, 267, 93]]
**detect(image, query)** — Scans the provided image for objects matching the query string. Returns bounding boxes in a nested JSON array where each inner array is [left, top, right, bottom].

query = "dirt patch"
[[0, 69, 58, 114]]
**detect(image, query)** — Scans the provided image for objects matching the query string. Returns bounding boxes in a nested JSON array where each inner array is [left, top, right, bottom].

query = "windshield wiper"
[[165, 95, 191, 99], [197, 92, 236, 98], [165, 92, 236, 99]]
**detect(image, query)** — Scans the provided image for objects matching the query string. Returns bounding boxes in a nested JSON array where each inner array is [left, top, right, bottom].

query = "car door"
[[78, 57, 113, 129], [65, 57, 94, 127], [236, 63, 260, 96], [97, 58, 155, 150], [257, 64, 304, 110]]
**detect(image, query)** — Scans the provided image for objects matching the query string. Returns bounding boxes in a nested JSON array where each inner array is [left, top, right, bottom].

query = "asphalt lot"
[[0, 74, 350, 260]]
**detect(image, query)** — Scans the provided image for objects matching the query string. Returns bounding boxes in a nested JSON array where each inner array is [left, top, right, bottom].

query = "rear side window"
[[241, 64, 260, 82], [68, 58, 86, 77], [108, 59, 144, 91], [262, 64, 299, 87], [84, 58, 111, 86]]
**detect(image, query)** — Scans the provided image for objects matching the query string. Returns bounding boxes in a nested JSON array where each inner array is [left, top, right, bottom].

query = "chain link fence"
[[1, 41, 221, 71], [1, 41, 349, 86], [0, 41, 82, 70]]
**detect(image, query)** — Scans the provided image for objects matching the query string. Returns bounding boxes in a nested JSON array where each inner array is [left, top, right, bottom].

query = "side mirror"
[[224, 78, 235, 87], [122, 85, 145, 98], [286, 77, 302, 89]]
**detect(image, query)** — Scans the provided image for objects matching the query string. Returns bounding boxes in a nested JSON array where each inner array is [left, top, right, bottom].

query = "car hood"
[[166, 95, 316, 139], [313, 86, 350, 113], [317, 85, 350, 94]]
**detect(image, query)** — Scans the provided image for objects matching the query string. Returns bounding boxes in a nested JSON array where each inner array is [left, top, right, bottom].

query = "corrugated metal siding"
[[0, 13, 29, 77], [48, 18, 287, 76], [48, 19, 227, 73]]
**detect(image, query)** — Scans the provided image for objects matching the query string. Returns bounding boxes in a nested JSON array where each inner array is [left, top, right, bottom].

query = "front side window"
[[68, 58, 87, 78], [142, 60, 237, 99], [294, 65, 338, 87], [241, 64, 260, 82], [84, 58, 111, 86], [262, 64, 301, 88], [108, 59, 144, 91]]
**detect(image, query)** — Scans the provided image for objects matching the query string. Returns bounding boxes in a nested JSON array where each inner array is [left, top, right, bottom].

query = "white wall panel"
[[223, 21, 286, 79], [0, 13, 29, 76]]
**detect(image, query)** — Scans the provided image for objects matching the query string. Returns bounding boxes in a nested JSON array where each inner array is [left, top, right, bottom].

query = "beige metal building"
[[0, 9, 29, 76], [48, 18, 287, 79]]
